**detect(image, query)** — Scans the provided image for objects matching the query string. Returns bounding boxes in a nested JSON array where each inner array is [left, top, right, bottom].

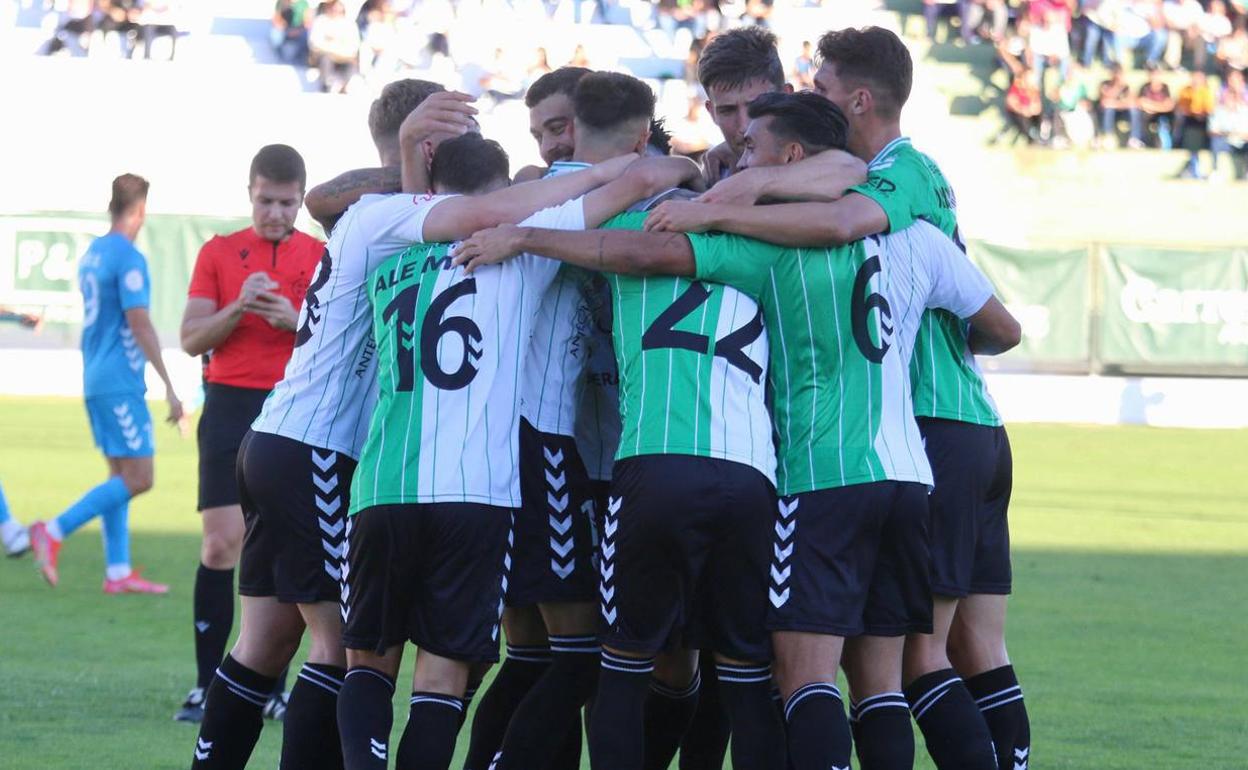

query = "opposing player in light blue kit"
[[29, 174, 184, 594]]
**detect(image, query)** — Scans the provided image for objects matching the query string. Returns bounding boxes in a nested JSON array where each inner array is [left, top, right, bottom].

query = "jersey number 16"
[[382, 279, 483, 392]]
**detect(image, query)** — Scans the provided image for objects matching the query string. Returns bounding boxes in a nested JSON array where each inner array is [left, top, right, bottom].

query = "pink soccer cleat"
[[103, 569, 170, 595], [29, 521, 61, 587]]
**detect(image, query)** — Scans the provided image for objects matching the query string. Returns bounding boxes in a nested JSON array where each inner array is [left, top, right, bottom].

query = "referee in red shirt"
[[175, 144, 323, 722]]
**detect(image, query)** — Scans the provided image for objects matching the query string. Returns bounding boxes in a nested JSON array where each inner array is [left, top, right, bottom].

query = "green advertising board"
[[969, 242, 1091, 369], [0, 212, 250, 336], [1098, 245, 1248, 372]]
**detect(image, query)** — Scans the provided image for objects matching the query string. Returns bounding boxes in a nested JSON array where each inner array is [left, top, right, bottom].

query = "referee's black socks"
[[714, 663, 786, 769], [191, 654, 277, 769], [965, 665, 1031, 770], [337, 667, 396, 770], [280, 663, 346, 770], [463, 644, 551, 770], [850, 692, 914, 770], [783, 682, 852, 770], [492, 634, 600, 770], [396, 692, 465, 770], [905, 668, 998, 770], [193, 565, 235, 691], [588, 651, 655, 770]]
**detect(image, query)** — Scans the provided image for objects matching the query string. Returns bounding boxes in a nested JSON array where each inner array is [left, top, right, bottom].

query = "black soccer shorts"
[[918, 418, 1014, 597], [599, 455, 776, 663], [766, 481, 934, 638], [236, 430, 355, 605], [197, 382, 269, 511], [342, 502, 513, 662], [506, 419, 598, 608]]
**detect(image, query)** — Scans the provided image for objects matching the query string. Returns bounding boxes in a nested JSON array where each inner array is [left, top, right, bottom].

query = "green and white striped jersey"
[[602, 213, 776, 484], [689, 220, 994, 496], [349, 197, 584, 512], [850, 137, 1002, 427]]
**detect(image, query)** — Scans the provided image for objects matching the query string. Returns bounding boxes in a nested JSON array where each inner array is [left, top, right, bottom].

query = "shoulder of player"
[[198, 229, 249, 259]]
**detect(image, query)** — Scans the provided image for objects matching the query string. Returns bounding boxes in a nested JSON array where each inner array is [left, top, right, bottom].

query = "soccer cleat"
[[262, 692, 288, 721], [103, 569, 170, 595], [174, 687, 206, 723], [28, 521, 61, 586], [3, 525, 30, 558]]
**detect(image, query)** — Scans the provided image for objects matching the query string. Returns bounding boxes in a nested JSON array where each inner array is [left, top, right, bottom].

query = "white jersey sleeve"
[[354, 192, 457, 249], [904, 221, 994, 318]]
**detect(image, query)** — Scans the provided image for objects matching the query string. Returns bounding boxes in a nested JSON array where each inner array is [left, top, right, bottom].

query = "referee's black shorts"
[[197, 382, 270, 511]]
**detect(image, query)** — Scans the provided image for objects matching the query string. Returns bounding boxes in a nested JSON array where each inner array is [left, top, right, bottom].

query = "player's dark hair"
[[108, 173, 149, 218], [747, 92, 849, 154], [573, 72, 656, 131], [525, 66, 591, 108], [249, 144, 307, 190], [429, 133, 510, 195], [697, 27, 785, 93], [816, 26, 913, 118], [647, 118, 672, 156], [368, 78, 445, 142]]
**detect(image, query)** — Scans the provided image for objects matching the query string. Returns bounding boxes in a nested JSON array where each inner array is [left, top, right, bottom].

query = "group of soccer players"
[[16, 19, 1035, 770]]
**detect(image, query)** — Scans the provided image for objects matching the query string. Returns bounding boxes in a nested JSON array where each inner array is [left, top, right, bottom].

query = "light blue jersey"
[[79, 232, 151, 397]]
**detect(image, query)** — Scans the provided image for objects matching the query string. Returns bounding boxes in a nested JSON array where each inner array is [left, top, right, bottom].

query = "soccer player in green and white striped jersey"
[[690, 27, 1033, 770], [453, 92, 1021, 770]]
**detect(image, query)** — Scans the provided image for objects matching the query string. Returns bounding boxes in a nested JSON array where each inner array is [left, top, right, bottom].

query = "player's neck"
[[109, 220, 140, 242], [853, 118, 903, 164]]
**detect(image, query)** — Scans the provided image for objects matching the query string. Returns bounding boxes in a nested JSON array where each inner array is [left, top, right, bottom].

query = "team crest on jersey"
[[123, 269, 144, 292]]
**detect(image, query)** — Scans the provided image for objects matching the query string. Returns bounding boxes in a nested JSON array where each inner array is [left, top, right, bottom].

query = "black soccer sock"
[[463, 644, 551, 770], [905, 669, 998, 770], [395, 692, 465, 770], [492, 635, 600, 770], [588, 652, 655, 770], [280, 663, 346, 770], [715, 663, 786, 770], [642, 667, 701, 770], [965, 665, 1031, 770], [783, 682, 852, 770], [850, 693, 915, 770], [191, 654, 278, 769], [679, 656, 731, 770], [193, 565, 235, 690], [549, 709, 584, 770], [337, 667, 396, 770]]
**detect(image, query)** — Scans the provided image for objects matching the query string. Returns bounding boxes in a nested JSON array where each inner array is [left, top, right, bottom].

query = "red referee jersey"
[[187, 227, 323, 390]]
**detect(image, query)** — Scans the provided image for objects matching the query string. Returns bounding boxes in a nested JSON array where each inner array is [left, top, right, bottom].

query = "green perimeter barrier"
[[2, 212, 1246, 376]]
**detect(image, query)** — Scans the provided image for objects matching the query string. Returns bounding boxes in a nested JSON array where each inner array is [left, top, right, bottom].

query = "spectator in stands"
[[1196, 1, 1234, 73], [1162, 0, 1205, 70], [1031, 5, 1072, 89], [656, 0, 708, 47], [480, 47, 526, 105], [923, 0, 961, 44], [1099, 64, 1134, 146], [41, 0, 97, 57], [1050, 61, 1093, 146], [1216, 20, 1248, 74], [1130, 65, 1175, 148], [963, 0, 1009, 44], [272, 0, 312, 64], [1115, 0, 1167, 69], [1175, 70, 1216, 177], [527, 47, 554, 84], [357, 0, 398, 81], [137, 0, 180, 60], [792, 40, 814, 89], [310, 0, 361, 93], [1209, 70, 1248, 177], [1003, 67, 1044, 142], [1080, 0, 1123, 66], [569, 43, 592, 67]]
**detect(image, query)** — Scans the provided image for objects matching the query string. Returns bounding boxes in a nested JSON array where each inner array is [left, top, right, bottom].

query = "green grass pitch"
[[1, 396, 1246, 769]]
